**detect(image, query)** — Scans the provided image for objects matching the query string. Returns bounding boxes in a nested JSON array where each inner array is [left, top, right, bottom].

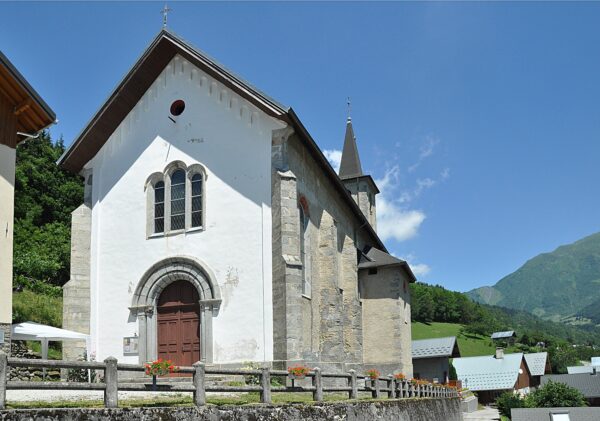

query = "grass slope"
[[412, 322, 516, 357]]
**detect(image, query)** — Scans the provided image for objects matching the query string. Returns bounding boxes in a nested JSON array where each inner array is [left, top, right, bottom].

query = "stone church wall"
[[361, 266, 413, 377], [271, 131, 370, 371]]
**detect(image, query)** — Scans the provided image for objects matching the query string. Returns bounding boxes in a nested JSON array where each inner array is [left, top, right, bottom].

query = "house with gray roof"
[[524, 352, 551, 387], [411, 336, 461, 384], [511, 407, 600, 421], [491, 330, 517, 346], [453, 349, 532, 403], [542, 373, 600, 406], [567, 365, 599, 374]]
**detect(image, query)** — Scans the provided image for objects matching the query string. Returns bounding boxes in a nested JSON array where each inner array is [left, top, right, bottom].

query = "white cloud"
[[410, 262, 431, 277], [414, 177, 436, 197], [376, 166, 426, 242], [408, 136, 440, 173], [390, 252, 431, 277], [323, 149, 342, 174]]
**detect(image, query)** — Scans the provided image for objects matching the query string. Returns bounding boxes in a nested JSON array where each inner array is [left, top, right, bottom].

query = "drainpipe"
[[16, 119, 58, 145]]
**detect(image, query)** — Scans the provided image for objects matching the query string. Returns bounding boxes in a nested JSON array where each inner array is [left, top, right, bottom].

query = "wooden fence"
[[0, 352, 458, 409]]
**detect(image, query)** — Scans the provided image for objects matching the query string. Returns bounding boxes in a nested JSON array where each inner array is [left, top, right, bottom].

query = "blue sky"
[[3, 2, 600, 292]]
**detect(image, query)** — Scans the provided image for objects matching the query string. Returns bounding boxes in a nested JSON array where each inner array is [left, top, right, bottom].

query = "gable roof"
[[0, 50, 55, 144], [412, 336, 460, 359], [524, 352, 549, 377], [453, 353, 524, 391], [491, 330, 516, 339], [512, 407, 600, 421], [56, 29, 417, 274], [358, 246, 416, 282], [542, 373, 600, 398], [567, 365, 600, 374]]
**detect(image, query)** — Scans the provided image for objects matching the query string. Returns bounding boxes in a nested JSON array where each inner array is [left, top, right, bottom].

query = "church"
[[58, 30, 416, 376]]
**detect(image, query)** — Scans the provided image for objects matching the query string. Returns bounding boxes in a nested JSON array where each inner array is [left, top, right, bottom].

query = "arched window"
[[170, 169, 186, 231], [191, 174, 203, 228], [154, 181, 165, 233], [147, 163, 207, 237]]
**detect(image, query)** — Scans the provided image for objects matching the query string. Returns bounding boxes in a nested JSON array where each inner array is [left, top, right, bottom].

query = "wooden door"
[[157, 280, 200, 371]]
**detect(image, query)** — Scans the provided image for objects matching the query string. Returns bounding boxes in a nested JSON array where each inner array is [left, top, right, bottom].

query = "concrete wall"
[[0, 144, 15, 354], [361, 266, 413, 377], [0, 399, 463, 421], [413, 357, 450, 383], [84, 54, 284, 364]]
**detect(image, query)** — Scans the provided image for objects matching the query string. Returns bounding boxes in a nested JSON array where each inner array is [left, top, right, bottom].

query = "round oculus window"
[[170, 99, 185, 116]]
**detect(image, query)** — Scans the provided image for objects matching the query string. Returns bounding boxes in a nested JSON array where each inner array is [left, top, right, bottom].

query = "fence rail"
[[0, 352, 458, 409]]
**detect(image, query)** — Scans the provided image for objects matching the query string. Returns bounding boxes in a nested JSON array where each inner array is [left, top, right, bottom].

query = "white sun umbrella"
[[11, 321, 91, 362]]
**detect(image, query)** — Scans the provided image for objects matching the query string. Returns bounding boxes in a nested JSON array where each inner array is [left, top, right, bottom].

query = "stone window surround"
[[130, 256, 222, 364], [145, 160, 207, 238]]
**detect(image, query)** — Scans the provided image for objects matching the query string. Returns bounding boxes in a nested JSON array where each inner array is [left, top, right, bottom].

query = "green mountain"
[[467, 232, 600, 321]]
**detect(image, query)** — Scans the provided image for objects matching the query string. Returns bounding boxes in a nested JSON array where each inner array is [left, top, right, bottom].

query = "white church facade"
[[59, 30, 416, 375]]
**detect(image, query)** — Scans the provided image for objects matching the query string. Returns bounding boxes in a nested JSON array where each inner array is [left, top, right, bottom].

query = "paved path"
[[463, 406, 501, 421]]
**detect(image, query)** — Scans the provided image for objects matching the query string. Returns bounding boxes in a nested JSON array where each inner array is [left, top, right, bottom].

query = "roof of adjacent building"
[[412, 337, 461, 359], [524, 352, 549, 377], [358, 246, 416, 282], [567, 365, 599, 374], [453, 352, 524, 391], [541, 373, 600, 398], [56, 29, 418, 277], [0, 50, 55, 142], [511, 407, 600, 421], [491, 330, 516, 339]]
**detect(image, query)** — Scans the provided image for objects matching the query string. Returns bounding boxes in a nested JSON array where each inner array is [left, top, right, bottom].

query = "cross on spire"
[[346, 96, 352, 121], [161, 4, 172, 29]]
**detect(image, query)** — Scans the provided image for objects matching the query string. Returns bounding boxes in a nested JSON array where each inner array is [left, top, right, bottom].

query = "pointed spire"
[[338, 117, 363, 178]]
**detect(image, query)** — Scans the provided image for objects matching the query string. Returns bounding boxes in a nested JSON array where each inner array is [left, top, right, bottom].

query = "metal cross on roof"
[[346, 96, 352, 120], [161, 4, 172, 29]]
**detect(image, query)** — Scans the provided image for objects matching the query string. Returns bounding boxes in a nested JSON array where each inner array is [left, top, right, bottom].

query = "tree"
[[496, 391, 526, 418], [526, 381, 587, 408], [548, 344, 580, 374], [13, 132, 83, 290]]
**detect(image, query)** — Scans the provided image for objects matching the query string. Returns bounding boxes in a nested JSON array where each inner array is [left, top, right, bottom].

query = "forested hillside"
[[412, 282, 600, 373], [467, 232, 600, 321], [412, 282, 600, 347], [12, 132, 83, 324]]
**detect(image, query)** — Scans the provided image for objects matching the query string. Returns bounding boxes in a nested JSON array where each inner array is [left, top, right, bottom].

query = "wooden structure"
[[0, 51, 55, 355], [0, 352, 459, 409]]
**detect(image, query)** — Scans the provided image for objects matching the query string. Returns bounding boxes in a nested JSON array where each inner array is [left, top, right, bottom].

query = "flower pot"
[[289, 373, 306, 380]]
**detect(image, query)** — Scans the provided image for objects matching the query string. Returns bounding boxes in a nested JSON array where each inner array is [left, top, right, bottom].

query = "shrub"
[[12, 290, 62, 326], [526, 381, 587, 408], [496, 391, 525, 417]]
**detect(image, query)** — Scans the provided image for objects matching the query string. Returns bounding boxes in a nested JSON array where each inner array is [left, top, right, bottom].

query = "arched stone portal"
[[130, 256, 221, 364]]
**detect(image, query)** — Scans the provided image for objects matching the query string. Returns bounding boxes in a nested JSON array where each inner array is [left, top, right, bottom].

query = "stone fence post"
[[193, 362, 206, 406], [348, 370, 357, 399], [0, 351, 7, 410], [312, 367, 323, 402], [103, 357, 118, 408], [260, 367, 271, 404]]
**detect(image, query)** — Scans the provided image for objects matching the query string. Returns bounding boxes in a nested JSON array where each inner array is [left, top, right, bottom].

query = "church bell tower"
[[338, 117, 379, 231]]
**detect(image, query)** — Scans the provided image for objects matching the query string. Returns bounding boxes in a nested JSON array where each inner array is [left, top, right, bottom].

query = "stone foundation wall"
[[0, 398, 462, 421], [0, 323, 10, 355]]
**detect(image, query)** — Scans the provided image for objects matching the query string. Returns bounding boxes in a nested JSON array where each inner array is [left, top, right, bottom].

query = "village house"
[[0, 51, 55, 355], [524, 352, 551, 388], [491, 330, 517, 346], [453, 348, 532, 403], [411, 336, 460, 384], [57, 29, 416, 375]]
